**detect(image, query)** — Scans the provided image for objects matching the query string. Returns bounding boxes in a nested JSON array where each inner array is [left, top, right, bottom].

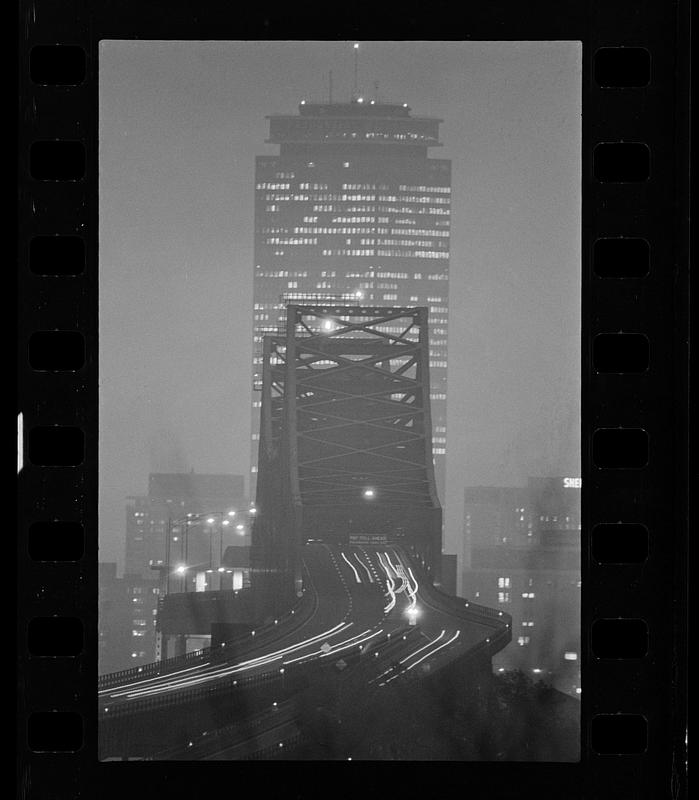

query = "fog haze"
[[99, 40, 581, 570]]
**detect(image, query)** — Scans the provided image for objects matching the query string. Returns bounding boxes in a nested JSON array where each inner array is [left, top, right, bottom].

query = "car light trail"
[[399, 630, 445, 665], [113, 622, 353, 699], [340, 551, 362, 583], [378, 553, 397, 612], [370, 630, 446, 685], [403, 630, 460, 673], [353, 551, 373, 582], [319, 629, 384, 658], [282, 628, 374, 665], [380, 630, 461, 686]]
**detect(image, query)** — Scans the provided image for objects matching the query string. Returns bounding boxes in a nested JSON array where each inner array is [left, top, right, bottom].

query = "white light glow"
[[340, 551, 361, 583]]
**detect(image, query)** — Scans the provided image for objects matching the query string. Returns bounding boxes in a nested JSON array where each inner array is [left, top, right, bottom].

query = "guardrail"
[[98, 584, 314, 691], [100, 624, 421, 760], [394, 546, 513, 629]]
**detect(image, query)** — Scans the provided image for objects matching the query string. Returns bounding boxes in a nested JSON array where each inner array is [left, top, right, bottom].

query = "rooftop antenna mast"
[[352, 42, 359, 100], [374, 80, 379, 102], [329, 69, 333, 104]]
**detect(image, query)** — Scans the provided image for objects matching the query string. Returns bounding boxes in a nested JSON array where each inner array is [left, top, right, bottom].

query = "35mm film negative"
[[17, 2, 689, 797]]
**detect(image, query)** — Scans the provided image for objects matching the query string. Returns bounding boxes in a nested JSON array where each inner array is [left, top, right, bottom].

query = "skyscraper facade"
[[251, 99, 451, 500]]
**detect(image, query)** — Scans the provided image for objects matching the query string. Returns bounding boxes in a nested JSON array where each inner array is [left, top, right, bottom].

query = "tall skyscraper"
[[251, 98, 451, 501]]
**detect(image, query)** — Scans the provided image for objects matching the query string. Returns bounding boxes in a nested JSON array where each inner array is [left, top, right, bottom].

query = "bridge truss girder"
[[253, 305, 443, 607]]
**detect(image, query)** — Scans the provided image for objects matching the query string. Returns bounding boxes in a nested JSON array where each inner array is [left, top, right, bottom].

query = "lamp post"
[[187, 509, 238, 591], [163, 515, 191, 594], [164, 507, 242, 594]]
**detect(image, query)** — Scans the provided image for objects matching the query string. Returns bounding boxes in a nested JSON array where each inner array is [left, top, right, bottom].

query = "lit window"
[[564, 652, 578, 661]]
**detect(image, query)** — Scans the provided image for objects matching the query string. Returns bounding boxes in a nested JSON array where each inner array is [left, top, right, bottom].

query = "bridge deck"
[[100, 544, 508, 714]]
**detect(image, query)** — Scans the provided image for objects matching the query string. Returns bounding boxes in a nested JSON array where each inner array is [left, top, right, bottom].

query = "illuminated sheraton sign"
[[563, 477, 582, 488]]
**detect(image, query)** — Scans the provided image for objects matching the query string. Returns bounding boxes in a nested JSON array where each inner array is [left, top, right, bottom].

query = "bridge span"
[[99, 542, 510, 758], [99, 306, 511, 759]]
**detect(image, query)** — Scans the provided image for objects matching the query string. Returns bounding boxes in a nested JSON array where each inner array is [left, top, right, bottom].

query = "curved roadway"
[[100, 543, 509, 711]]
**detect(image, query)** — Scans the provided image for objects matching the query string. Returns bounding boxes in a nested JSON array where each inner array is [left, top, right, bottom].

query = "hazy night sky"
[[99, 41, 581, 572]]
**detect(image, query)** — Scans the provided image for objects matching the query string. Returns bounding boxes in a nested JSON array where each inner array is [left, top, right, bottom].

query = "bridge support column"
[[154, 630, 163, 662]]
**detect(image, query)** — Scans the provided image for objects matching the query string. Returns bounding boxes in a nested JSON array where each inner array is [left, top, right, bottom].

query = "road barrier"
[[98, 581, 314, 690]]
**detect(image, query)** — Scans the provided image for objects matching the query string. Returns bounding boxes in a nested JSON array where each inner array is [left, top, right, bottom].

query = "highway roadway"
[[99, 543, 508, 712]]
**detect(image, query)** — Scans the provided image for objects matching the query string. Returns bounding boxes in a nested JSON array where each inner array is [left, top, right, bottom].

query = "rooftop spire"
[[352, 42, 359, 101]]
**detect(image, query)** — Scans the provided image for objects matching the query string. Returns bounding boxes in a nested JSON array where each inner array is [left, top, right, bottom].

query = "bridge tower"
[[252, 305, 443, 613]]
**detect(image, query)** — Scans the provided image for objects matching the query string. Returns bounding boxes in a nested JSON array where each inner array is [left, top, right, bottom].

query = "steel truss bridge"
[[99, 307, 511, 760]]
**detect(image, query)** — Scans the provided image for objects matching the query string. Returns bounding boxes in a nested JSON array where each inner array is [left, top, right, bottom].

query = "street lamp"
[[165, 509, 238, 594], [363, 487, 376, 499]]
